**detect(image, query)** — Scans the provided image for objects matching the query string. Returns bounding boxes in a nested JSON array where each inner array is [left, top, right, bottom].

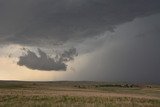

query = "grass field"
[[0, 81, 159, 107]]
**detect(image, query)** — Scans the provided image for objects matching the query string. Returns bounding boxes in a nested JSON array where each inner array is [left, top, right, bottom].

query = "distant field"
[[0, 81, 159, 107]]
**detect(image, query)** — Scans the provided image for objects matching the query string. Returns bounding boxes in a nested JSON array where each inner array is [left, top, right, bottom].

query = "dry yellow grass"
[[0, 81, 159, 107]]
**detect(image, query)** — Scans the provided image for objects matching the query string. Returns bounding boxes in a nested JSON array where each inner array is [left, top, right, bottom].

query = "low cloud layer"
[[17, 48, 78, 71], [0, 0, 160, 46]]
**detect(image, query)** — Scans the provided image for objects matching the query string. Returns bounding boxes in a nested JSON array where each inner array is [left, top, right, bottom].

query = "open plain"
[[0, 81, 159, 107]]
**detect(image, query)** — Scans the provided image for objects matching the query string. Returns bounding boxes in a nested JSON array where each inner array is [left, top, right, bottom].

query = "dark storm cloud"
[[17, 48, 78, 71], [64, 14, 160, 84], [0, 0, 160, 83], [0, 0, 160, 46]]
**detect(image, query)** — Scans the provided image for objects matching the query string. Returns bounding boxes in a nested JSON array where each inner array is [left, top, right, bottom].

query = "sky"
[[0, 0, 160, 84]]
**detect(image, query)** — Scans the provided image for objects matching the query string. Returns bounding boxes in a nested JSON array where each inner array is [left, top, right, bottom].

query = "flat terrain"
[[0, 81, 159, 107]]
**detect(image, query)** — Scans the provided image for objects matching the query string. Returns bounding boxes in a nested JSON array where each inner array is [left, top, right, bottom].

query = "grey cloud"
[[0, 0, 160, 46], [17, 48, 78, 71], [65, 34, 160, 84], [0, 0, 160, 83], [62, 14, 160, 84], [61, 48, 78, 61]]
